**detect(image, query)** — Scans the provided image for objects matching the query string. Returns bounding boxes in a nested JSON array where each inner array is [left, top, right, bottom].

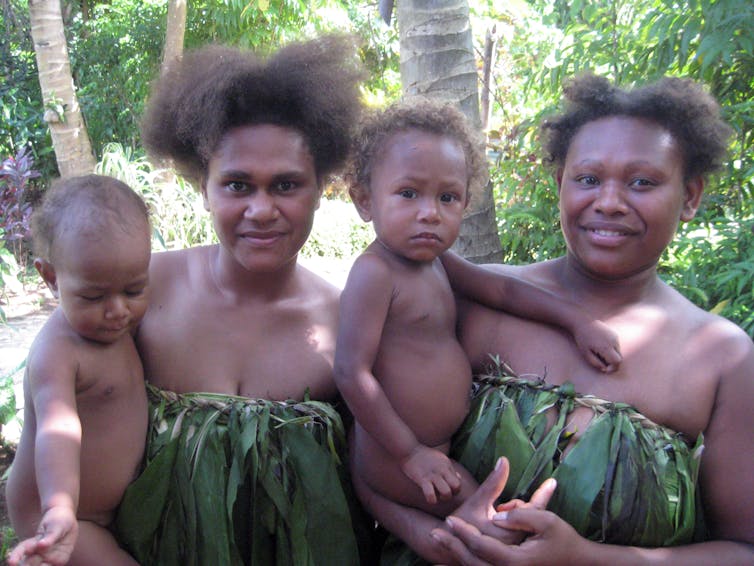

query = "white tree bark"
[[29, 0, 96, 178], [397, 0, 502, 262], [161, 0, 187, 76]]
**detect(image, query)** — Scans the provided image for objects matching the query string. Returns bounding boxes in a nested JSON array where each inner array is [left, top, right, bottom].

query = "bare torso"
[[8, 310, 148, 533], [372, 255, 471, 446], [137, 245, 340, 401]]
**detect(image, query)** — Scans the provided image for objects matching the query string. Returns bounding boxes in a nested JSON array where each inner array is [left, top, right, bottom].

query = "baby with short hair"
[[6, 174, 150, 566]]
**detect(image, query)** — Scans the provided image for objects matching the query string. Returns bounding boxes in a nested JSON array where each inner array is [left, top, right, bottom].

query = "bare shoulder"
[[25, 310, 81, 384]]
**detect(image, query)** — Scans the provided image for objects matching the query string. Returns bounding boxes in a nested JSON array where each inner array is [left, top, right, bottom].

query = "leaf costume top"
[[382, 366, 705, 565], [115, 384, 374, 566]]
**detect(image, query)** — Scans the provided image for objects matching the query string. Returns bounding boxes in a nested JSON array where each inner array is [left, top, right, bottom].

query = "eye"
[[80, 294, 103, 302], [399, 189, 417, 199], [630, 177, 655, 189], [226, 181, 248, 193], [274, 180, 297, 193], [576, 175, 599, 186], [440, 193, 460, 204], [125, 287, 146, 297]]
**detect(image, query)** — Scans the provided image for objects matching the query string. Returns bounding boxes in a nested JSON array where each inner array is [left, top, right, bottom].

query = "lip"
[[410, 232, 442, 243], [581, 222, 636, 245], [239, 230, 284, 247]]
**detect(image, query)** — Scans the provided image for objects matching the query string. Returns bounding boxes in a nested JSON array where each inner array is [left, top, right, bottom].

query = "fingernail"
[[493, 511, 508, 521], [495, 457, 502, 470], [445, 517, 455, 528]]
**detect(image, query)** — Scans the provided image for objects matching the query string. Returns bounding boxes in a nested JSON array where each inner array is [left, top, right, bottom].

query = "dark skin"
[[432, 116, 754, 565], [335, 129, 621, 563]]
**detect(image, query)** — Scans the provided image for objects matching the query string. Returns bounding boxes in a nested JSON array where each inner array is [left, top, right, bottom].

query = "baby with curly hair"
[[334, 99, 621, 560]]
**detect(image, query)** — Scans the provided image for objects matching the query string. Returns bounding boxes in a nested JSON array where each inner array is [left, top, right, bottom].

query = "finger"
[[431, 528, 493, 566], [422, 479, 438, 505], [446, 516, 510, 564], [8, 538, 39, 565], [444, 468, 462, 493], [469, 457, 510, 508], [493, 506, 552, 534], [528, 477, 557, 509], [433, 476, 453, 501]]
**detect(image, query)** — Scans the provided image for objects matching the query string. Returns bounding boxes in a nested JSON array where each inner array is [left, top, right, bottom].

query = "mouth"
[[240, 231, 283, 246], [411, 232, 442, 242]]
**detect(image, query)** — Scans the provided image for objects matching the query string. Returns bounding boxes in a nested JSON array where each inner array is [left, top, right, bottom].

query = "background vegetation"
[[1, 0, 753, 422]]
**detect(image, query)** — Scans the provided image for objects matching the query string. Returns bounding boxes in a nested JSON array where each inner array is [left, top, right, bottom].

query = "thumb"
[[529, 478, 557, 510], [475, 457, 510, 506]]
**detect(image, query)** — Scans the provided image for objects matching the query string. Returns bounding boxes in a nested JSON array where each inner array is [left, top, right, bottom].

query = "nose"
[[104, 296, 129, 320], [244, 191, 279, 223], [417, 198, 440, 223], [593, 181, 629, 215]]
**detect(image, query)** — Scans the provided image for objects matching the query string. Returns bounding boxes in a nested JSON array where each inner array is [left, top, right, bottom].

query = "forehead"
[[567, 116, 682, 167], [211, 124, 315, 171], [374, 130, 468, 176]]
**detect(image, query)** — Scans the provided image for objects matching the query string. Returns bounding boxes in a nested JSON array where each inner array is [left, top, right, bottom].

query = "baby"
[[334, 100, 620, 540], [6, 175, 150, 565]]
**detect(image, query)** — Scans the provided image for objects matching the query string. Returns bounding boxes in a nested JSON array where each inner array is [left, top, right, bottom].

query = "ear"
[[680, 175, 704, 222], [34, 258, 59, 299], [349, 185, 373, 222], [201, 177, 210, 212]]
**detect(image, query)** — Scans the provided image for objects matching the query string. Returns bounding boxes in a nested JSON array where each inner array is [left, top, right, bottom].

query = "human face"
[[352, 130, 468, 263], [558, 116, 703, 281], [202, 124, 321, 273], [38, 221, 151, 344]]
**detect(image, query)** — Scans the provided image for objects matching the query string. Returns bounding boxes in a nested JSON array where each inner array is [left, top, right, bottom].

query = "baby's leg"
[[352, 423, 478, 518], [69, 520, 138, 566]]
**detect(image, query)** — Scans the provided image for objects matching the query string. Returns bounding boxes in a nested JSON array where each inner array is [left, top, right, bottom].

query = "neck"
[[556, 255, 663, 312], [209, 245, 300, 303]]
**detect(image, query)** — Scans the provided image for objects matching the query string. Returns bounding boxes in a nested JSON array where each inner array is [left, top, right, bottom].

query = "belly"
[[378, 341, 472, 446]]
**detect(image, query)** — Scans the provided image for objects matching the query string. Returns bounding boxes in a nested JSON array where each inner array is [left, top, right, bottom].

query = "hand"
[[444, 457, 556, 545], [573, 319, 622, 373], [434, 505, 587, 566], [7, 505, 79, 566], [401, 445, 462, 505]]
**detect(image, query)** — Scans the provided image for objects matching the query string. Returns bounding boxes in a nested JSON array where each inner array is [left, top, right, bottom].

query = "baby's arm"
[[441, 252, 621, 372], [19, 341, 83, 564], [334, 253, 461, 504]]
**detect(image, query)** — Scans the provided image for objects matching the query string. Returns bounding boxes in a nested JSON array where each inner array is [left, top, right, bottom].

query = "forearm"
[[335, 368, 419, 459], [35, 425, 81, 513], [577, 539, 754, 566]]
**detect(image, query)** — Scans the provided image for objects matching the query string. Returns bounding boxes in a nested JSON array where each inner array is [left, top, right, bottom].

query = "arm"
[[441, 251, 621, 372], [334, 253, 460, 503], [12, 340, 83, 565]]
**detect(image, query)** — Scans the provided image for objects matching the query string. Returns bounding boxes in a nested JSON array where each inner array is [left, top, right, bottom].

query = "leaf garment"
[[115, 384, 374, 565], [382, 366, 706, 565]]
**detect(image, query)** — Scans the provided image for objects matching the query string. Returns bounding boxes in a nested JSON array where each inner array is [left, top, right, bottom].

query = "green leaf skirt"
[[383, 366, 706, 565], [115, 384, 374, 565]]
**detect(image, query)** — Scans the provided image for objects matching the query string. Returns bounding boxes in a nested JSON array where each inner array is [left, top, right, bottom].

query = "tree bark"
[[161, 0, 187, 76], [29, 0, 96, 177], [397, 0, 502, 263]]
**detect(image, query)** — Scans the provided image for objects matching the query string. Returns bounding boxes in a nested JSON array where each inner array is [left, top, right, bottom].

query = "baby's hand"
[[401, 445, 462, 505], [574, 319, 622, 373], [7, 505, 79, 566]]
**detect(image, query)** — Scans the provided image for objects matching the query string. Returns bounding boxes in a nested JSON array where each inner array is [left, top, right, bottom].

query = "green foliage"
[[94, 143, 215, 250], [0, 0, 57, 178], [301, 198, 374, 260]]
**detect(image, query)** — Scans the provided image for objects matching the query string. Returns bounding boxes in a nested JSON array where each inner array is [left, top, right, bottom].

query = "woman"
[[432, 74, 754, 564], [113, 36, 372, 565]]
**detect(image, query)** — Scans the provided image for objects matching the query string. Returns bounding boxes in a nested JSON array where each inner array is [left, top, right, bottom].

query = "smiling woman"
[[111, 36, 374, 565]]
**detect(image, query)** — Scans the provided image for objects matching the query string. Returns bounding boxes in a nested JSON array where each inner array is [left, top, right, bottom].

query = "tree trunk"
[[397, 0, 502, 263], [29, 0, 96, 177], [161, 0, 187, 76]]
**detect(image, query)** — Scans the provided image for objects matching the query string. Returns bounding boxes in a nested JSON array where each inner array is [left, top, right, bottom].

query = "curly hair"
[[140, 35, 365, 187], [32, 174, 150, 262], [347, 98, 488, 199], [542, 74, 733, 179]]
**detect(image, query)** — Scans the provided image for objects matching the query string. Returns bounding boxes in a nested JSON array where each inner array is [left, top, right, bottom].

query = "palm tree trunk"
[[29, 0, 96, 177]]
